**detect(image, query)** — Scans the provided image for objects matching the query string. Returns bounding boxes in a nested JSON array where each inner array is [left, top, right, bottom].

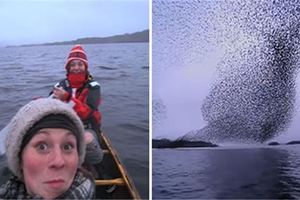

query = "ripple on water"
[[97, 65, 118, 70]]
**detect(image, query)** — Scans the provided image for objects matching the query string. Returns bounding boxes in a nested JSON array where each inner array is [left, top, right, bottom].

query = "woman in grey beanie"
[[0, 98, 95, 199]]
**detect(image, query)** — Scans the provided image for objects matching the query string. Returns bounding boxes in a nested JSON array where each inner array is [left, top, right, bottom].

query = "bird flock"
[[153, 0, 300, 143]]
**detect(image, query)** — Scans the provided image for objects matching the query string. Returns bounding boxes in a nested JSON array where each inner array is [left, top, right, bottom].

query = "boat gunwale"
[[95, 132, 141, 200]]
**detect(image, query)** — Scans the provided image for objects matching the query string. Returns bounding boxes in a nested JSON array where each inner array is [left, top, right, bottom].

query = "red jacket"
[[51, 78, 102, 129]]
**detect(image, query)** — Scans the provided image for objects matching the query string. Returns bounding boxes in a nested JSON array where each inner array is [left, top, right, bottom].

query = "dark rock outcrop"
[[268, 142, 280, 146], [153, 138, 217, 148], [286, 141, 300, 145]]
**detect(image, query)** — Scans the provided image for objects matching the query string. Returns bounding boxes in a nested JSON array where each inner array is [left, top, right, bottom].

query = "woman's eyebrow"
[[34, 130, 50, 135], [65, 131, 76, 137]]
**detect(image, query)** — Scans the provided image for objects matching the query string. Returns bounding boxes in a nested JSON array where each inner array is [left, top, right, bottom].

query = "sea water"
[[153, 145, 300, 199]]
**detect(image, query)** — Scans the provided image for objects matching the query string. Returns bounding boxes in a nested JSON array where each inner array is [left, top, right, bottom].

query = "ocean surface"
[[0, 43, 149, 198], [153, 145, 300, 199]]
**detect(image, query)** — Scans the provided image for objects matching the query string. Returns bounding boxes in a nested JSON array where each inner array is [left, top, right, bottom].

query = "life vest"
[[53, 78, 102, 129]]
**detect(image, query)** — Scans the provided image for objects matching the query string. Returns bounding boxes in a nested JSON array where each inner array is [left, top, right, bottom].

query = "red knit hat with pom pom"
[[65, 44, 88, 70]]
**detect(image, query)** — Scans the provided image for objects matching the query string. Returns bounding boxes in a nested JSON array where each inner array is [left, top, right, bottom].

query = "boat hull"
[[93, 132, 141, 199]]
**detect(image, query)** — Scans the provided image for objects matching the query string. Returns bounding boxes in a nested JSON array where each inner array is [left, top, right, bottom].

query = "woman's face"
[[21, 128, 79, 199], [68, 60, 86, 74]]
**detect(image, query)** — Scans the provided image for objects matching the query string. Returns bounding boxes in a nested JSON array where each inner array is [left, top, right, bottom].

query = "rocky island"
[[153, 138, 218, 148]]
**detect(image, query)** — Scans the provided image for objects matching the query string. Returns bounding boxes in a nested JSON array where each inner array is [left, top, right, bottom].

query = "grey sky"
[[0, 0, 148, 46]]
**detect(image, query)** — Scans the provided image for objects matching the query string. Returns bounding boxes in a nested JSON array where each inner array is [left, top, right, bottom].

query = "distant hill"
[[20, 29, 149, 47]]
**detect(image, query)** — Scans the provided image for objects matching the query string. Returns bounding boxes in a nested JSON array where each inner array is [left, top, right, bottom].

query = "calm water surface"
[[0, 43, 149, 198], [153, 145, 300, 199]]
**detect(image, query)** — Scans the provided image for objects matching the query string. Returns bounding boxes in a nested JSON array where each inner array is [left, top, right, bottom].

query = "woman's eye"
[[63, 143, 74, 152], [36, 143, 48, 152]]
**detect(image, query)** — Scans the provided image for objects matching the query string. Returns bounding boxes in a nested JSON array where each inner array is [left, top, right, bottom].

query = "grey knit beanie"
[[1, 98, 86, 179]]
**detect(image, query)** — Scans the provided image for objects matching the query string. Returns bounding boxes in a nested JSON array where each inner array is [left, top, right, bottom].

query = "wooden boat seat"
[[95, 177, 125, 186]]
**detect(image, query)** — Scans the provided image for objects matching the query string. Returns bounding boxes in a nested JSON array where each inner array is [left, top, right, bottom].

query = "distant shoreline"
[[152, 138, 300, 149], [6, 29, 149, 48], [152, 139, 218, 148]]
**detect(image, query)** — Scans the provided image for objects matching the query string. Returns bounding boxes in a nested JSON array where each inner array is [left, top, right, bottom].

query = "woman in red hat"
[[50, 44, 103, 165]]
